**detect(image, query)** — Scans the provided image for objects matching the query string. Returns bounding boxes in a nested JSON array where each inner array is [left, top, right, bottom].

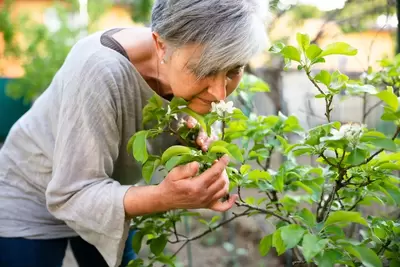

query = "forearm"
[[123, 185, 171, 217]]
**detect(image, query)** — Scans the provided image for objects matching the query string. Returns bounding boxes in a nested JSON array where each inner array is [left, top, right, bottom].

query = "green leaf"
[[317, 250, 342, 267], [390, 259, 400, 267], [306, 44, 323, 60], [127, 135, 135, 155], [282, 46, 301, 62], [292, 181, 313, 194], [273, 229, 286, 256], [248, 170, 271, 182], [302, 234, 329, 262], [269, 42, 285, 53], [320, 42, 357, 57], [346, 83, 378, 94], [324, 211, 367, 227], [150, 235, 168, 256], [329, 71, 349, 91], [280, 225, 306, 249], [314, 70, 331, 86], [127, 258, 144, 267], [142, 158, 160, 184], [296, 32, 310, 51], [259, 234, 273, 256], [132, 231, 144, 254], [298, 208, 316, 228], [240, 164, 252, 175], [376, 90, 399, 111], [180, 107, 207, 135], [226, 144, 244, 162], [133, 131, 149, 163], [345, 245, 382, 267], [365, 136, 397, 152], [346, 148, 367, 165]]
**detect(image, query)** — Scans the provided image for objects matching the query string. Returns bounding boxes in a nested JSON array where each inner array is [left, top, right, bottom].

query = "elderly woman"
[[0, 0, 267, 266]]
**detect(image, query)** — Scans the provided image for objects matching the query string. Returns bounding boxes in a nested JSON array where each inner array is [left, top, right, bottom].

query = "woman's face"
[[162, 44, 245, 115]]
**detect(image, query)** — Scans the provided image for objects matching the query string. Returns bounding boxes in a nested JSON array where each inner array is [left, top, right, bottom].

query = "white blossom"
[[211, 100, 235, 116], [321, 123, 366, 147]]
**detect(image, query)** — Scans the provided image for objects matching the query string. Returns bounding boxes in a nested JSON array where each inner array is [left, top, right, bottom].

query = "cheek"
[[226, 74, 243, 96]]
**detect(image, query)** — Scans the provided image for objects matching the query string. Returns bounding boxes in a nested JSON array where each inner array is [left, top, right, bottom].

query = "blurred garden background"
[[1, 0, 399, 266]]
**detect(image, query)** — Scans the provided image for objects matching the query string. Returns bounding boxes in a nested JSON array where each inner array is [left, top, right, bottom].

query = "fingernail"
[[221, 154, 230, 163]]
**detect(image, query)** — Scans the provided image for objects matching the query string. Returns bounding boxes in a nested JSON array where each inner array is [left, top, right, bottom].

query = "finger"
[[196, 155, 229, 186], [207, 175, 227, 196], [186, 116, 198, 129], [209, 194, 239, 212], [169, 161, 199, 180], [201, 135, 218, 152], [196, 129, 207, 147], [210, 184, 229, 202]]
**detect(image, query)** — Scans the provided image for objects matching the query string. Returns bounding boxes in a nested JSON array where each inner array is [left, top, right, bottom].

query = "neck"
[[112, 27, 172, 98]]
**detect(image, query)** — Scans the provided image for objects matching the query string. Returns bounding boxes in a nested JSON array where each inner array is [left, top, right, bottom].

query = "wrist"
[[123, 185, 171, 217]]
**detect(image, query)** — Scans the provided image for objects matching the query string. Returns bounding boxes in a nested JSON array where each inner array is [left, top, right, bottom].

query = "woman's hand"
[[158, 155, 238, 212], [185, 116, 218, 151]]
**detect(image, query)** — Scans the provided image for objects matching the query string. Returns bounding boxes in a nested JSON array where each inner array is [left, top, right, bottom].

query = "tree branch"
[[165, 210, 251, 262], [351, 126, 400, 168], [235, 201, 292, 223]]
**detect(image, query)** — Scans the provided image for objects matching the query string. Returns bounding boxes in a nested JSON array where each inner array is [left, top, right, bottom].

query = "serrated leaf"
[[320, 42, 357, 57], [280, 225, 305, 249], [325, 211, 367, 227], [259, 234, 273, 256]]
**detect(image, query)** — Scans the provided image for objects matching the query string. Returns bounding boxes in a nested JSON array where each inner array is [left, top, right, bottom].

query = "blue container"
[[0, 78, 30, 142]]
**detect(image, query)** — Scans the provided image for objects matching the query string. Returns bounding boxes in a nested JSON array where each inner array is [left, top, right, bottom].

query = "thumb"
[[170, 161, 199, 180]]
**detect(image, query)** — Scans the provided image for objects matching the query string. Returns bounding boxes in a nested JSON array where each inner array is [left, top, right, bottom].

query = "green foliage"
[[127, 33, 400, 266], [2, 0, 112, 104]]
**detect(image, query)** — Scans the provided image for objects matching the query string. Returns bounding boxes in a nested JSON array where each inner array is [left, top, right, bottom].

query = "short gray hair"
[[151, 0, 268, 78]]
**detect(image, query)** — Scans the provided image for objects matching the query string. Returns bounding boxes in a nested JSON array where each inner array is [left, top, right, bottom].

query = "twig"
[[351, 126, 400, 168], [363, 100, 383, 122], [347, 196, 364, 211], [235, 201, 291, 223], [320, 153, 337, 167], [237, 186, 245, 203], [165, 210, 251, 262]]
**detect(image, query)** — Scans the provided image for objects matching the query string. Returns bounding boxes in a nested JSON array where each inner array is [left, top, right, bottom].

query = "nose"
[[207, 73, 228, 101]]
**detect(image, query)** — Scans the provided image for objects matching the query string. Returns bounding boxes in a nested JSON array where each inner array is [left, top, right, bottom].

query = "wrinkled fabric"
[[0, 30, 177, 267]]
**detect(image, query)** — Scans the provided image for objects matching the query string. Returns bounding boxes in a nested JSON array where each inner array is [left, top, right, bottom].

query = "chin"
[[188, 102, 211, 115]]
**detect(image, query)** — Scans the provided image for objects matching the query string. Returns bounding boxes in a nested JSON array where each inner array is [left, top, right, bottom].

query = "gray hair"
[[151, 0, 268, 78]]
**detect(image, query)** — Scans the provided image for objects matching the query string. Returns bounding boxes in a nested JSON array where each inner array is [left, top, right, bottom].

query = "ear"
[[152, 32, 167, 61]]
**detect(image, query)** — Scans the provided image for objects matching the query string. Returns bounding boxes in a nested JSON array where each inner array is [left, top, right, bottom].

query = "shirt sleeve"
[[46, 59, 132, 267]]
